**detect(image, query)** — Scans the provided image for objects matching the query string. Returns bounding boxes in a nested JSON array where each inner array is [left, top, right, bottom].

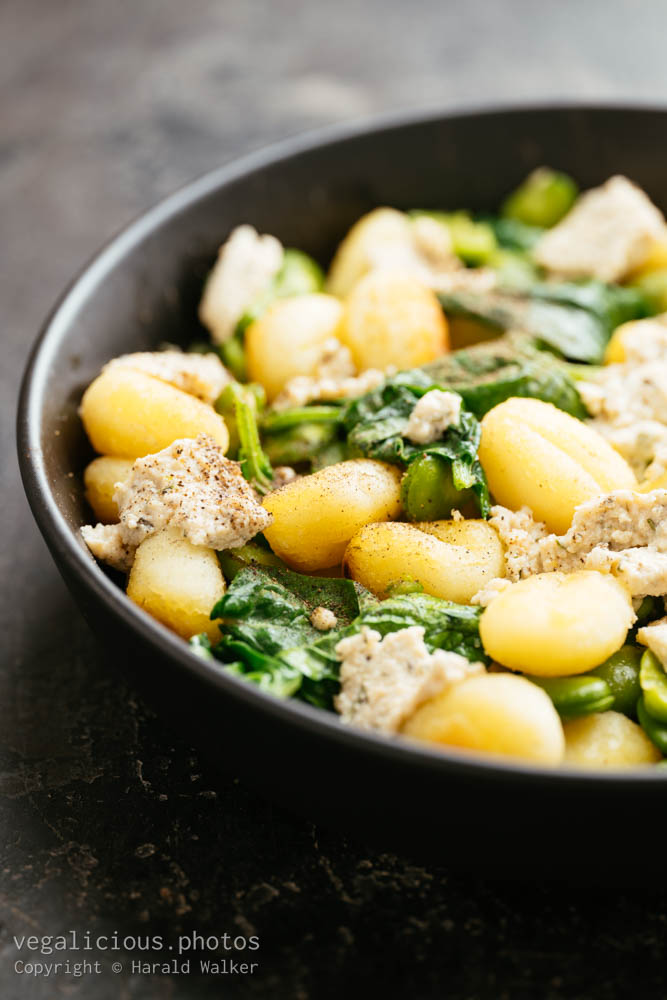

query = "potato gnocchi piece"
[[344, 519, 504, 604], [479, 570, 635, 676], [263, 459, 402, 572], [337, 270, 449, 372], [402, 673, 565, 766], [245, 293, 346, 400], [127, 528, 226, 642], [84, 456, 133, 523], [563, 711, 661, 768], [479, 397, 636, 533], [80, 367, 229, 458]]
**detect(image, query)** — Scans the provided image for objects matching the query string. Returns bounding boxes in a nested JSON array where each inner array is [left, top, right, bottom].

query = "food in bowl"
[[77, 166, 667, 769]]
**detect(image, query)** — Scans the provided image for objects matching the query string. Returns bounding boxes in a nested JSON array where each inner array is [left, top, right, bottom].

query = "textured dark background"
[[5, 2, 667, 997]]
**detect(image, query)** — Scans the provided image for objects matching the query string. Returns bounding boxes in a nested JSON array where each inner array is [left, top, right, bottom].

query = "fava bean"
[[525, 675, 614, 721], [589, 645, 642, 717], [400, 454, 475, 521], [637, 696, 667, 755], [639, 650, 667, 723]]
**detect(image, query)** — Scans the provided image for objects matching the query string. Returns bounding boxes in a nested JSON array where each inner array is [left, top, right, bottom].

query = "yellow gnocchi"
[[263, 459, 402, 571], [479, 571, 635, 676], [80, 367, 229, 458], [403, 673, 565, 765], [479, 397, 636, 533], [344, 519, 504, 603], [337, 270, 449, 372]]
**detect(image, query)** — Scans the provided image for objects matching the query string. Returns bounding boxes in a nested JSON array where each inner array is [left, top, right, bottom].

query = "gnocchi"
[[479, 397, 636, 533], [263, 459, 402, 571], [344, 519, 504, 603]]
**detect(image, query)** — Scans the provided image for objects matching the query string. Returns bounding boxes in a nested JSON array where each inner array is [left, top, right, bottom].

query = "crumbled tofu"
[[80, 523, 135, 574], [584, 546, 667, 598], [488, 505, 549, 581], [311, 337, 356, 381], [367, 213, 460, 287], [637, 617, 667, 666], [272, 365, 387, 411], [579, 359, 667, 477], [450, 508, 465, 522], [534, 175, 667, 282], [471, 577, 513, 607], [403, 389, 462, 444], [199, 225, 284, 344], [334, 625, 484, 733], [105, 350, 231, 405], [613, 314, 667, 365], [82, 434, 271, 570], [116, 435, 271, 549], [542, 490, 667, 562], [310, 607, 338, 631], [270, 466, 298, 491], [538, 489, 667, 597]]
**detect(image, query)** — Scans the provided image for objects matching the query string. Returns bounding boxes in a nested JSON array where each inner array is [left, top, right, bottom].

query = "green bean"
[[590, 645, 642, 718], [524, 675, 613, 721], [218, 329, 248, 382], [400, 454, 474, 522], [639, 649, 667, 723], [637, 696, 667, 754], [263, 422, 339, 467], [261, 406, 342, 434], [501, 167, 578, 228]]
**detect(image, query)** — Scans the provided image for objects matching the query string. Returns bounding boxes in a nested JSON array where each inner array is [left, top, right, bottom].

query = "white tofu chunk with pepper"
[[81, 434, 271, 570], [334, 625, 484, 733], [199, 225, 284, 344], [104, 350, 231, 405], [534, 175, 667, 282]]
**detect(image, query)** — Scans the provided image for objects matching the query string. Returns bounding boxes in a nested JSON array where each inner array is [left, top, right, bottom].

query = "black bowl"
[[18, 104, 667, 875]]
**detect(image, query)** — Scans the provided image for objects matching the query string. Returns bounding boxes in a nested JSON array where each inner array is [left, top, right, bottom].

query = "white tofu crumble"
[[486, 491, 667, 599], [105, 350, 231, 405], [637, 617, 667, 667], [471, 577, 513, 608], [403, 389, 462, 444], [612, 314, 667, 365], [80, 523, 136, 574], [272, 364, 387, 411], [334, 625, 484, 733], [487, 505, 549, 581], [199, 225, 284, 345], [81, 434, 271, 570], [310, 607, 338, 631], [534, 175, 667, 282]]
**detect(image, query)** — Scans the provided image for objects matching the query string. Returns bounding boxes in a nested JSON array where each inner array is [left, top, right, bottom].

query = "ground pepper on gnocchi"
[[78, 168, 667, 769]]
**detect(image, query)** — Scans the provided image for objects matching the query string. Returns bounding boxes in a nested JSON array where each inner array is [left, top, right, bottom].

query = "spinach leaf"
[[439, 288, 608, 363], [356, 592, 487, 662], [525, 279, 648, 334], [210, 563, 363, 656], [192, 564, 486, 708], [422, 334, 588, 419], [340, 371, 490, 516]]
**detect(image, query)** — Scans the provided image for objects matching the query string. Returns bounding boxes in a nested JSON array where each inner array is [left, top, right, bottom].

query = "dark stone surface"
[[5, 2, 667, 996]]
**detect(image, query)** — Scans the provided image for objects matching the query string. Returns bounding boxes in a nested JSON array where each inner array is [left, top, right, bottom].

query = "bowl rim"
[[18, 99, 667, 787]]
